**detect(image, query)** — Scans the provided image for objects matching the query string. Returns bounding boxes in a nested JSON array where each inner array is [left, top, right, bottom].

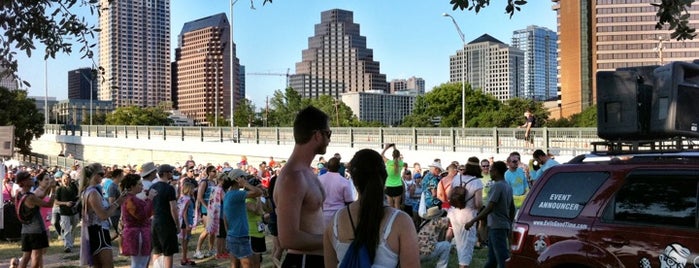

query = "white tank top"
[[331, 207, 400, 267]]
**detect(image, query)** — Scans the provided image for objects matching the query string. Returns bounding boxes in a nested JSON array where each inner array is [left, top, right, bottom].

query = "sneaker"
[[64, 247, 72, 253], [180, 258, 196, 266], [215, 253, 230, 259], [192, 251, 205, 259], [206, 250, 216, 257]]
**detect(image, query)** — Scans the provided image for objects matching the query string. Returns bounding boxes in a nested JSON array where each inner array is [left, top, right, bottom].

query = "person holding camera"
[[528, 149, 559, 185], [381, 143, 404, 209], [222, 169, 263, 268]]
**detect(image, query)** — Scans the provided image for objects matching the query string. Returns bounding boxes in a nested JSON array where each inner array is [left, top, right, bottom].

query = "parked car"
[[509, 143, 699, 268]]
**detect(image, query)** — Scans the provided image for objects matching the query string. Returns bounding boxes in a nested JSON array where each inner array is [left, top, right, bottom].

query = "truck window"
[[611, 176, 698, 228], [530, 172, 608, 219]]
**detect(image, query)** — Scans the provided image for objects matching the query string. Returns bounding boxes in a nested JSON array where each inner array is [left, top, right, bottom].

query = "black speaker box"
[[596, 66, 658, 140], [651, 62, 699, 138]]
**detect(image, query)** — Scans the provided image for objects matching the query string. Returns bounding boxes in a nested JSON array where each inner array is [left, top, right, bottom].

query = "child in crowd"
[[178, 182, 196, 266]]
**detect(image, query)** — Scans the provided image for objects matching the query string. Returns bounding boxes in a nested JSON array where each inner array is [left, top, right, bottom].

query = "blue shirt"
[[530, 158, 560, 181], [504, 168, 527, 196], [223, 189, 248, 238], [421, 173, 440, 207]]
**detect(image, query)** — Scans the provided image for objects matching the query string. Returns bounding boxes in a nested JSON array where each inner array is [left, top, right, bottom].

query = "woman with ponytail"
[[78, 163, 126, 268], [323, 149, 419, 267], [381, 143, 404, 209]]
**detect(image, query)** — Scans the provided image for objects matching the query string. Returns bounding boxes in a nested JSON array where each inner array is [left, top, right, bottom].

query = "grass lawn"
[[0, 226, 489, 267]]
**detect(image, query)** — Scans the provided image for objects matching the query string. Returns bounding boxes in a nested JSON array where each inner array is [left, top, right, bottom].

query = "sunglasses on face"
[[317, 129, 332, 139], [97, 172, 105, 177]]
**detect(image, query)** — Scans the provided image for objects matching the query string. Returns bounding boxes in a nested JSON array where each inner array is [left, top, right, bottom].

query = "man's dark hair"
[[492, 161, 507, 176], [326, 157, 340, 172], [293, 106, 329, 144], [533, 149, 546, 158]]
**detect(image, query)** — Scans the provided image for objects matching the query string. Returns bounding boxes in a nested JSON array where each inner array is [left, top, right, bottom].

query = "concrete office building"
[[449, 34, 525, 101], [341, 91, 415, 126], [98, 0, 171, 107], [389, 76, 425, 94], [175, 13, 238, 126], [551, 0, 699, 117], [53, 99, 114, 126], [290, 9, 387, 99], [68, 68, 97, 100], [512, 25, 558, 101]]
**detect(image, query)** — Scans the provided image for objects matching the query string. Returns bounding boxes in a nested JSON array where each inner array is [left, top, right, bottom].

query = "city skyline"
[[15, 0, 557, 109]]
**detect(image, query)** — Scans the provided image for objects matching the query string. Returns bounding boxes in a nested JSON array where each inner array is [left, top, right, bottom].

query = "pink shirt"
[[319, 171, 355, 226]]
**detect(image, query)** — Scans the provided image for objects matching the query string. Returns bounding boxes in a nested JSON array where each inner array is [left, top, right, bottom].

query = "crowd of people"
[[0, 106, 560, 268]]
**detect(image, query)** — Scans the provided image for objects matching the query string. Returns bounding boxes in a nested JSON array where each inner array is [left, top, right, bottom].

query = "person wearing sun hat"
[[137, 162, 157, 200], [417, 206, 450, 268], [422, 160, 444, 212]]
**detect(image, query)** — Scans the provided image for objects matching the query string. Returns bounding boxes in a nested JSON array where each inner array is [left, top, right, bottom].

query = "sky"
[[16, 0, 557, 109]]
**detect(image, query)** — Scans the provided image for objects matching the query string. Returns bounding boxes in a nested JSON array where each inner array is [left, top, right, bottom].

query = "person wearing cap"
[[55, 171, 79, 253], [274, 106, 331, 267], [145, 163, 178, 267], [15, 170, 57, 268], [222, 169, 263, 268], [417, 207, 451, 268], [422, 161, 444, 214]]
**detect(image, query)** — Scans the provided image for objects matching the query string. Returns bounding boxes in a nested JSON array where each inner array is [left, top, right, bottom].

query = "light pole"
[[214, 57, 219, 127], [76, 70, 94, 125], [443, 13, 466, 128], [230, 0, 237, 127]]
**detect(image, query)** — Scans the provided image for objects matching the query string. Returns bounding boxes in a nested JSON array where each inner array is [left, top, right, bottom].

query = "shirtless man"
[[274, 106, 330, 268]]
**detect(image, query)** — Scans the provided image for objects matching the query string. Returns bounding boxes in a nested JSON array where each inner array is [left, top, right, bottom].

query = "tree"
[[105, 106, 170, 125], [0, 87, 44, 154], [548, 105, 597, 127], [233, 98, 259, 127], [267, 88, 308, 127], [308, 95, 359, 127]]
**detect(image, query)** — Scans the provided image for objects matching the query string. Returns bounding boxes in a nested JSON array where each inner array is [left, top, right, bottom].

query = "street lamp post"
[[443, 13, 466, 128], [76, 70, 94, 125]]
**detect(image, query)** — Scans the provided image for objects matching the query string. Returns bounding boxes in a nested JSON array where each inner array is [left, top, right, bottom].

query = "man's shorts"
[[21, 232, 49, 252], [226, 236, 252, 259], [152, 223, 179, 256], [251, 236, 266, 253], [87, 225, 112, 255]]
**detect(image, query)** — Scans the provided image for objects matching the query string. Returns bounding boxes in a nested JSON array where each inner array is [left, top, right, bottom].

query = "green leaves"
[[0, 86, 45, 154], [400, 82, 549, 128], [105, 105, 171, 126]]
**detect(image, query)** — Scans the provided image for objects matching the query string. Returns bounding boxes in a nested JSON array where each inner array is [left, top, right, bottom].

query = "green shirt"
[[385, 160, 404, 187]]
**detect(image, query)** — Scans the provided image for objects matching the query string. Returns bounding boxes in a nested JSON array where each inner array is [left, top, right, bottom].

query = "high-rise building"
[[512, 25, 558, 101], [68, 68, 96, 100], [450, 34, 525, 101], [175, 13, 238, 126], [239, 65, 246, 101], [99, 0, 171, 108], [406, 76, 426, 94], [389, 76, 426, 94], [289, 9, 387, 99], [341, 91, 415, 126], [551, 0, 699, 117], [389, 79, 407, 93], [0, 65, 17, 90]]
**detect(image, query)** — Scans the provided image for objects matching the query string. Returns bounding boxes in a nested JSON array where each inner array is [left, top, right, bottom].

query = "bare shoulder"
[[391, 209, 417, 233]]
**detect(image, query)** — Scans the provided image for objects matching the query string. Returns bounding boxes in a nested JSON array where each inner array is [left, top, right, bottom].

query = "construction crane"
[[246, 68, 291, 88]]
